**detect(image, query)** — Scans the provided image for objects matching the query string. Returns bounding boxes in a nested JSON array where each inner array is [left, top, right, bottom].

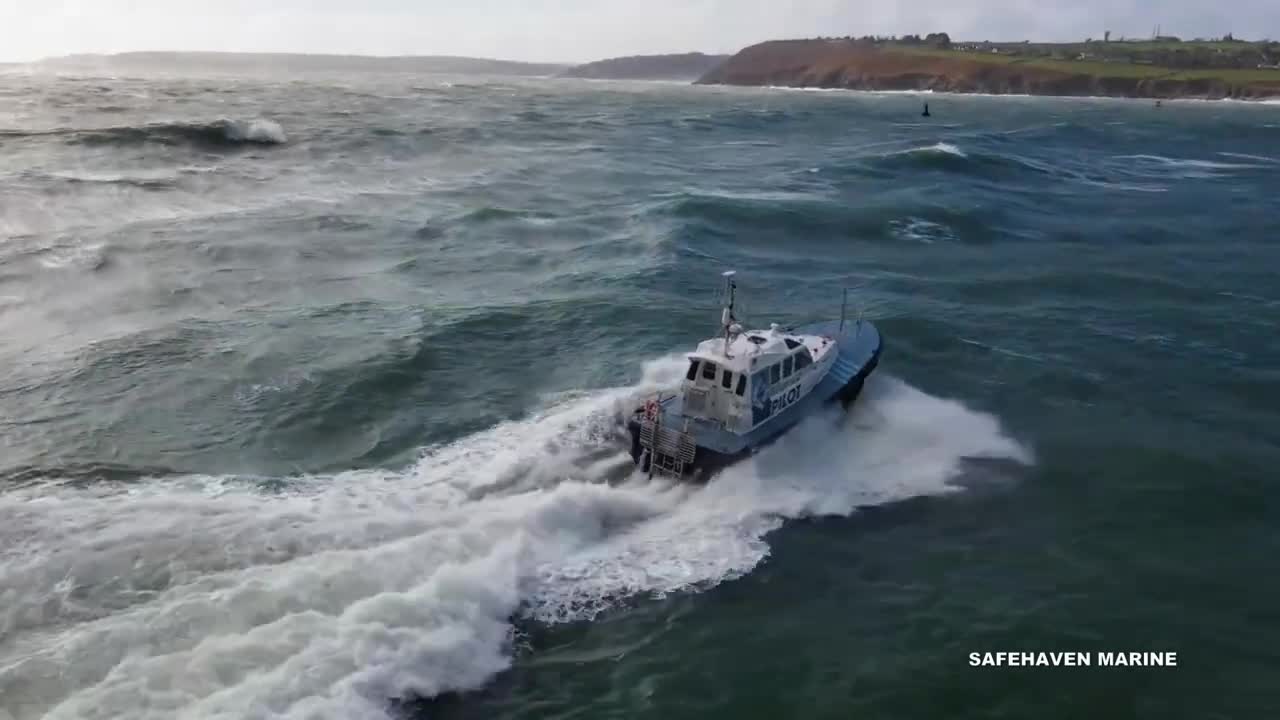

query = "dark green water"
[[1, 71, 1278, 720]]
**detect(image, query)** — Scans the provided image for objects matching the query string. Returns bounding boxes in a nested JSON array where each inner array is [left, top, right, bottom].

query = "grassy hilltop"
[[698, 35, 1280, 99], [560, 52, 730, 81]]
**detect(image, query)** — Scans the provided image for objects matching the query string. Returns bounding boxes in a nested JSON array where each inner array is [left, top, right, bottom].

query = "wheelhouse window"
[[752, 370, 768, 393], [783, 356, 794, 377], [795, 349, 813, 370], [736, 374, 747, 396], [721, 370, 734, 390], [686, 360, 700, 381], [769, 363, 781, 384], [784, 338, 801, 350], [702, 362, 717, 381]]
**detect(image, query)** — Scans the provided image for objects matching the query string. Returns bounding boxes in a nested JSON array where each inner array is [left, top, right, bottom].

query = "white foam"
[[929, 142, 966, 158], [889, 217, 955, 244], [35, 241, 108, 271], [1115, 154, 1262, 170], [888, 142, 967, 159], [223, 118, 287, 145], [761, 85, 853, 93], [1217, 151, 1280, 165], [41, 169, 179, 185], [761, 86, 935, 96], [0, 166, 391, 240], [0, 360, 1030, 720]]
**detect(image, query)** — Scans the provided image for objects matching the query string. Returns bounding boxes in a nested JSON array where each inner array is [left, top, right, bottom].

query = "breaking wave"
[[0, 357, 1031, 720], [0, 118, 287, 148], [822, 140, 1029, 181], [896, 141, 968, 159], [870, 142, 1002, 175]]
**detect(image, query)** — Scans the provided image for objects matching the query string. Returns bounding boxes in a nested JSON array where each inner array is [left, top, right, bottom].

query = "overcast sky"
[[2, 0, 1277, 63]]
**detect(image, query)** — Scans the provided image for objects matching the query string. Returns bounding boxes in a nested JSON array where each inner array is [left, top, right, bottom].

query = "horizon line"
[[12, 34, 1277, 67]]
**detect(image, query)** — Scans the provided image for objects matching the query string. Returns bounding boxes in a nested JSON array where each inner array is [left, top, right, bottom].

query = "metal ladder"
[[639, 415, 697, 480]]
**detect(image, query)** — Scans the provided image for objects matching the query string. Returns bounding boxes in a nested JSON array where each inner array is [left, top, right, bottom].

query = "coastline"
[[700, 77, 1280, 103], [746, 84, 1280, 105], [695, 40, 1280, 102]]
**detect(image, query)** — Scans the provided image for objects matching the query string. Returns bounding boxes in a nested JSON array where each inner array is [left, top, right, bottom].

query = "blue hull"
[[628, 319, 882, 480]]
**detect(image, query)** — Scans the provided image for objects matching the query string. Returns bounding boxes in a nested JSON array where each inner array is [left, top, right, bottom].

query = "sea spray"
[[221, 118, 287, 145], [0, 365, 1030, 720]]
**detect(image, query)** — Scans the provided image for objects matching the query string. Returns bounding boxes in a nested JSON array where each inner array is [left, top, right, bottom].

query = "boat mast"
[[721, 270, 737, 356]]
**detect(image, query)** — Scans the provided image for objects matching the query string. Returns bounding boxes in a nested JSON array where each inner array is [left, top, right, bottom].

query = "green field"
[[890, 45, 1280, 84]]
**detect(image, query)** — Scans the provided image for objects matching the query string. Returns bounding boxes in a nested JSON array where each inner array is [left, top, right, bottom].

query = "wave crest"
[[1, 118, 287, 149]]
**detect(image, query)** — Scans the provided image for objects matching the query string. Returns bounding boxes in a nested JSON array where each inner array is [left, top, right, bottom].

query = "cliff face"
[[562, 53, 729, 81], [697, 40, 1280, 100]]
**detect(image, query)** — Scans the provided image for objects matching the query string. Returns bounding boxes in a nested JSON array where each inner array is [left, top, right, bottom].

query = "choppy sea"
[[1, 68, 1278, 719]]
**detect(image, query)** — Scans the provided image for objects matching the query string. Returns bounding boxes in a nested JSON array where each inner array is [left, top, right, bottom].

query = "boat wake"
[[0, 357, 1031, 720]]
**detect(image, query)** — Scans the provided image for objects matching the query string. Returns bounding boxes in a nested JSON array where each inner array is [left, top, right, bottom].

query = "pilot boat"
[[628, 271, 882, 481]]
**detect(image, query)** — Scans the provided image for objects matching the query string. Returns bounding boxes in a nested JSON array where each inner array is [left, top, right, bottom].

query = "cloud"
[[1, 0, 1276, 63]]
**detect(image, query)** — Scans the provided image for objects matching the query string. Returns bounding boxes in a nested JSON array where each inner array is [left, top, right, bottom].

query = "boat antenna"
[[721, 270, 737, 355]]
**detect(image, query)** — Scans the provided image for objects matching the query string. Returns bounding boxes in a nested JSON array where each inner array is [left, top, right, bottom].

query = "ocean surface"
[[1, 68, 1278, 720]]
